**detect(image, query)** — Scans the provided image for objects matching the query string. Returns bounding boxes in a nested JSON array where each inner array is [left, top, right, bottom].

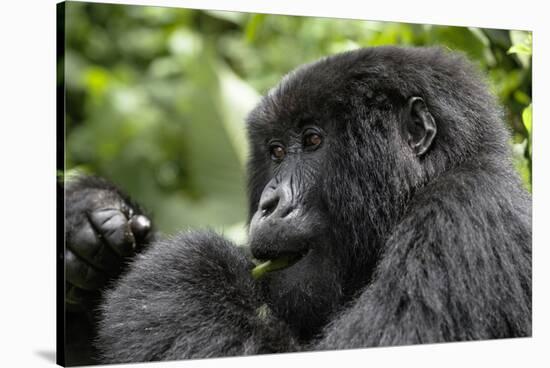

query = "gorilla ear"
[[403, 97, 437, 156]]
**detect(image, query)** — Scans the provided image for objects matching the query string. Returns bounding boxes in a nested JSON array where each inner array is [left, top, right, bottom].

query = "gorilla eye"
[[303, 132, 323, 148], [269, 144, 286, 161]]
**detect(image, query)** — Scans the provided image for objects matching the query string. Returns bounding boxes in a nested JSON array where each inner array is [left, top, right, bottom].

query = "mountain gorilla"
[[63, 46, 531, 364]]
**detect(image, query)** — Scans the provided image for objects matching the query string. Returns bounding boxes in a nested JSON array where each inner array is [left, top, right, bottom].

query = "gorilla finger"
[[129, 214, 152, 244], [65, 248, 108, 291], [88, 208, 136, 257], [69, 220, 124, 274]]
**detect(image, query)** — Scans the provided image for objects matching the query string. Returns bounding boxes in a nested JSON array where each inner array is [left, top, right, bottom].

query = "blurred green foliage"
[[62, 2, 532, 241]]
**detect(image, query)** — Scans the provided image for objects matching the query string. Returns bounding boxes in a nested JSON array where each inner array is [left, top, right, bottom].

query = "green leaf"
[[251, 256, 296, 280], [426, 26, 486, 63], [60, 166, 92, 183], [522, 104, 532, 160], [205, 10, 246, 25], [245, 14, 266, 43], [522, 104, 532, 135], [508, 31, 532, 54], [513, 90, 531, 105], [216, 64, 260, 166], [507, 31, 532, 67], [508, 43, 532, 56], [512, 139, 531, 192], [83, 66, 110, 98]]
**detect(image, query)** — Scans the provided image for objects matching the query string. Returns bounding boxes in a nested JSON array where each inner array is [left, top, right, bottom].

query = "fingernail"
[[130, 215, 152, 240]]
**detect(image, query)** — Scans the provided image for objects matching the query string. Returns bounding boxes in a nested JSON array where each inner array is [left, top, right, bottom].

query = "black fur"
[[92, 46, 531, 363], [97, 231, 298, 361]]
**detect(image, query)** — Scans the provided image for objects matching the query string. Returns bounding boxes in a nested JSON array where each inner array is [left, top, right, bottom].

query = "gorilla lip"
[[251, 251, 308, 279]]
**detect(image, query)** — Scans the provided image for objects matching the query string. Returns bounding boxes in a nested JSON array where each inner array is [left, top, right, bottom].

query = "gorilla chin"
[[259, 245, 344, 340]]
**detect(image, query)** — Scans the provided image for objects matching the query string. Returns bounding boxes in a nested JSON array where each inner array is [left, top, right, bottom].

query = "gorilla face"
[[246, 52, 440, 338], [245, 61, 380, 338], [247, 117, 345, 338], [247, 122, 344, 338]]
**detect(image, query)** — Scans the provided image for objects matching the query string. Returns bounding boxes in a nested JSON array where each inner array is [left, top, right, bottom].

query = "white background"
[[0, 0, 548, 367]]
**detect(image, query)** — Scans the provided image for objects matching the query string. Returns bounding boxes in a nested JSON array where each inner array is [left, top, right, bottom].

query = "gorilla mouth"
[[251, 250, 309, 279]]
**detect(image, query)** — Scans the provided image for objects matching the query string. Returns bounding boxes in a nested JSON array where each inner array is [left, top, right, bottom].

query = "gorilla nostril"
[[260, 196, 279, 218], [279, 205, 295, 219]]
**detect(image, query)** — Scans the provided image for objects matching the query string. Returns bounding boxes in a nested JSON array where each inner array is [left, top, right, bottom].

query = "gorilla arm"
[[316, 169, 532, 349], [96, 231, 298, 363]]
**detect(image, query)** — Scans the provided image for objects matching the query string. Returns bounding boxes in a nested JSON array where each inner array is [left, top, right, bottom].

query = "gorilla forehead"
[[247, 46, 505, 158], [247, 51, 369, 135], [246, 46, 446, 133]]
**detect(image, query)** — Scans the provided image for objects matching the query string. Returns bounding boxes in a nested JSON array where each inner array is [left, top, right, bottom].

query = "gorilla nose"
[[258, 188, 295, 220]]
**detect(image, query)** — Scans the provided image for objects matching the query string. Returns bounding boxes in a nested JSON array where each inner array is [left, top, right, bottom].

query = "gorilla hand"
[[64, 176, 153, 311]]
